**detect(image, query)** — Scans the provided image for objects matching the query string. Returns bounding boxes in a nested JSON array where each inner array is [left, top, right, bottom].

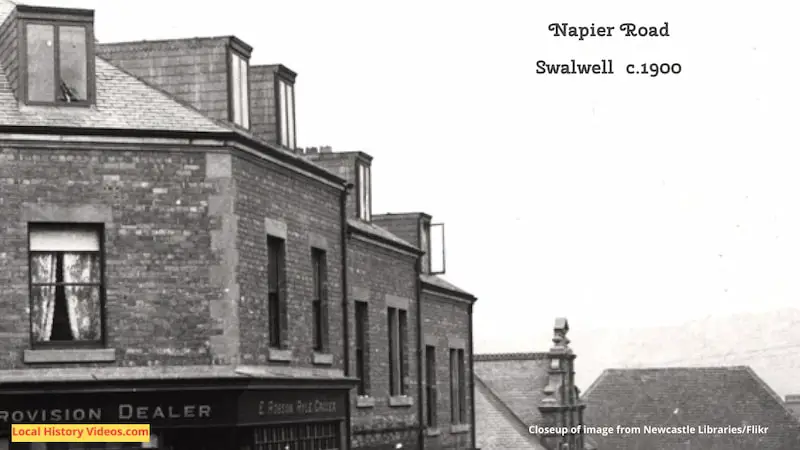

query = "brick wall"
[[348, 237, 419, 449], [421, 290, 473, 450], [97, 38, 234, 122], [0, 143, 223, 368], [232, 152, 345, 368], [0, 141, 346, 373]]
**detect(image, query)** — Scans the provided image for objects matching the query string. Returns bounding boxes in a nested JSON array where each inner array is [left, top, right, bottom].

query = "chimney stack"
[[97, 36, 253, 125], [304, 149, 372, 221], [249, 64, 298, 148]]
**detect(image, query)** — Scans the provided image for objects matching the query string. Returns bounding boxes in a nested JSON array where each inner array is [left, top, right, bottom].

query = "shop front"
[[0, 379, 350, 450]]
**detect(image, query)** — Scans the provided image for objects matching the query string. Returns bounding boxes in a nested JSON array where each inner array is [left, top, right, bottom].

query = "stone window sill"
[[312, 352, 333, 365], [355, 396, 375, 408], [450, 424, 471, 434], [389, 395, 414, 407], [268, 348, 293, 362], [24, 348, 116, 364], [425, 428, 441, 437]]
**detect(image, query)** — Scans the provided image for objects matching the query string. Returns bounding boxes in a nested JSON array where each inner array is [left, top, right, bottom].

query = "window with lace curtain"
[[28, 224, 104, 347]]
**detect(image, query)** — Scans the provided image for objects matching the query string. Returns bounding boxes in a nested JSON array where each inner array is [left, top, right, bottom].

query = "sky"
[[24, 0, 800, 354]]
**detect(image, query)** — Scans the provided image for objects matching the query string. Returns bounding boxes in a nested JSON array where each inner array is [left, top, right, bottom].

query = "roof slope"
[[347, 218, 419, 252], [0, 0, 225, 132], [420, 273, 474, 298], [473, 353, 550, 429], [582, 366, 800, 450], [475, 378, 546, 450]]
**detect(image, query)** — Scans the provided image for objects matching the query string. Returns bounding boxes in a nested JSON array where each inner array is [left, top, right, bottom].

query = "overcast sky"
[[27, 0, 800, 353]]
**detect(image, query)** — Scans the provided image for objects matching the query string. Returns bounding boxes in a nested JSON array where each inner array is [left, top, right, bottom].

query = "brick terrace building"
[[0, 1, 477, 450], [306, 153, 478, 450]]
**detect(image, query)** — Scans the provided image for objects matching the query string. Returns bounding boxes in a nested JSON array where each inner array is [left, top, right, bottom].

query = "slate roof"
[[474, 353, 551, 429], [582, 366, 800, 450], [347, 218, 420, 252], [420, 273, 475, 299], [475, 376, 547, 450]]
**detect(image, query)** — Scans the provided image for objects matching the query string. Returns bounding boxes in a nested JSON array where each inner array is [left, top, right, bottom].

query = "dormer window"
[[421, 219, 446, 275], [277, 77, 296, 149], [356, 162, 371, 222], [229, 50, 250, 129], [19, 7, 95, 106]]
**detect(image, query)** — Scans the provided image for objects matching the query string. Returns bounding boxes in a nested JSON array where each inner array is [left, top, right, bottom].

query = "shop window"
[[252, 422, 340, 450]]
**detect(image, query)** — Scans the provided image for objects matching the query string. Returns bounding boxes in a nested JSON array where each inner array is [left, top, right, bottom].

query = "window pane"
[[240, 57, 249, 129], [279, 81, 289, 147], [30, 228, 100, 252], [231, 53, 242, 125], [268, 292, 280, 347], [64, 286, 102, 340], [26, 24, 55, 102], [364, 166, 371, 221], [312, 250, 321, 300], [399, 310, 408, 394], [355, 301, 367, 348], [58, 26, 87, 102], [430, 223, 446, 274], [388, 308, 397, 395], [312, 300, 321, 349], [420, 223, 430, 272], [286, 84, 295, 148], [63, 253, 101, 283], [30, 253, 57, 283], [267, 237, 283, 292], [358, 165, 366, 219], [30, 285, 56, 342]]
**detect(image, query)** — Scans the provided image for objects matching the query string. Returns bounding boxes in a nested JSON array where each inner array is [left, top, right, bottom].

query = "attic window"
[[277, 77, 296, 149], [356, 162, 371, 222], [421, 220, 446, 275], [229, 50, 250, 129], [23, 22, 93, 105]]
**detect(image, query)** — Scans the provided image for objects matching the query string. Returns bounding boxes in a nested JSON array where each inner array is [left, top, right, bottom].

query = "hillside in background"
[[529, 308, 800, 398]]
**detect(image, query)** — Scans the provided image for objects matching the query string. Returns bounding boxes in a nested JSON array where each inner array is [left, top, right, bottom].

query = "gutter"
[[416, 256, 425, 450], [0, 125, 346, 187], [468, 302, 477, 449], [341, 183, 353, 449]]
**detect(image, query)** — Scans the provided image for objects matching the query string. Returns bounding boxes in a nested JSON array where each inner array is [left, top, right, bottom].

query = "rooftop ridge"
[[474, 352, 550, 362], [97, 35, 240, 48], [601, 365, 752, 372]]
